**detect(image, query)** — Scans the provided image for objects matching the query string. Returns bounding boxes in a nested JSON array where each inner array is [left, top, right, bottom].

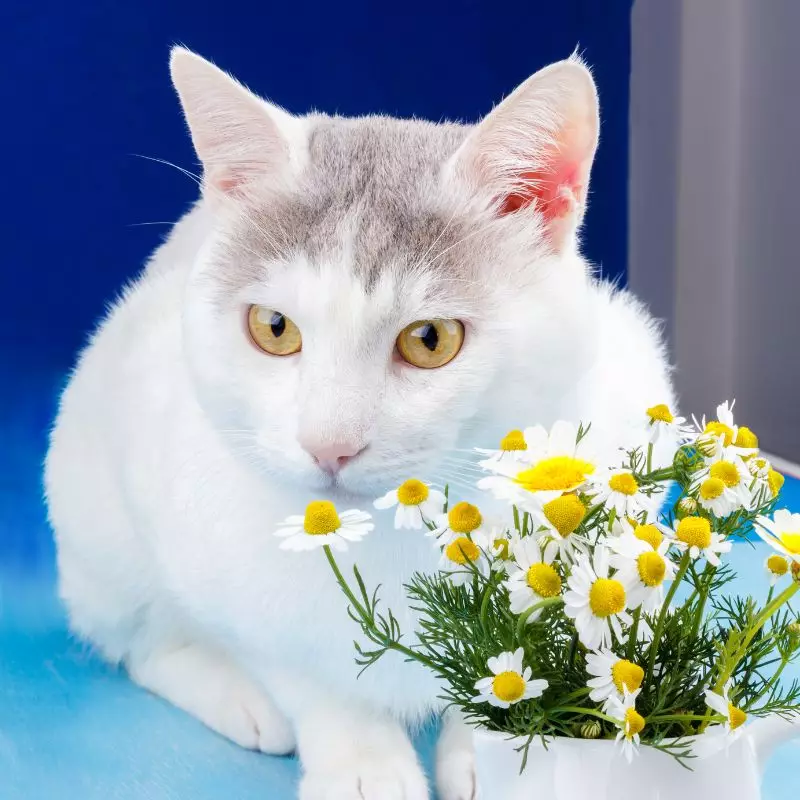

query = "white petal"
[[373, 490, 399, 510], [274, 525, 304, 538]]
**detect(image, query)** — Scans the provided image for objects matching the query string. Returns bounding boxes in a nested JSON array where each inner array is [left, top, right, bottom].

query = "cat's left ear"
[[447, 56, 599, 252], [169, 47, 305, 202]]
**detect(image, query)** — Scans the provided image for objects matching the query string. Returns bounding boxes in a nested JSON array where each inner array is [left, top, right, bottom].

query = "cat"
[[45, 47, 674, 800]]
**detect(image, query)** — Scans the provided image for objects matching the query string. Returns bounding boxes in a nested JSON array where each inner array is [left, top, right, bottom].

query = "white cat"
[[45, 48, 674, 799]]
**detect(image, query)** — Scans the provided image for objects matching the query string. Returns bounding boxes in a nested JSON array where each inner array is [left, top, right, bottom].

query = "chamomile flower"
[[472, 648, 548, 709], [475, 429, 533, 470], [437, 531, 491, 586], [609, 531, 676, 612], [662, 516, 732, 566], [606, 689, 645, 763], [564, 546, 633, 650], [754, 509, 800, 565], [695, 401, 756, 461], [373, 479, 446, 530], [489, 529, 517, 573], [699, 681, 748, 753], [586, 468, 653, 519], [645, 403, 692, 444], [765, 554, 790, 586], [429, 501, 486, 545], [693, 457, 752, 511], [274, 501, 373, 552], [529, 493, 591, 562], [585, 649, 645, 707], [749, 458, 785, 503], [505, 538, 563, 621]]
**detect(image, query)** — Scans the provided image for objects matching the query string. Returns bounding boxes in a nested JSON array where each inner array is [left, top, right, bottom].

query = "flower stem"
[[515, 597, 565, 639], [645, 552, 691, 683], [646, 442, 654, 475], [551, 706, 618, 724], [323, 546, 437, 671], [627, 608, 641, 661]]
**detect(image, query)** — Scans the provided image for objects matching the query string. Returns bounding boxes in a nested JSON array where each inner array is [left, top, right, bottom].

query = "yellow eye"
[[247, 305, 302, 356], [396, 319, 464, 369]]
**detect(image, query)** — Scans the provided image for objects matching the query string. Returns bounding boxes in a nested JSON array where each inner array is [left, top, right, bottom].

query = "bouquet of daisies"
[[275, 402, 800, 764]]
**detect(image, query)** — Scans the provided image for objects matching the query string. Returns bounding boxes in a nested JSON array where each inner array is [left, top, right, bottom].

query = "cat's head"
[[171, 48, 600, 497]]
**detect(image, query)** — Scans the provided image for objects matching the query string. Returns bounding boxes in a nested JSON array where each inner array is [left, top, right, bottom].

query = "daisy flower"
[[693, 457, 753, 511], [472, 648, 548, 709], [585, 649, 645, 706], [765, 554, 790, 586], [373, 478, 446, 530], [755, 509, 800, 564], [529, 493, 590, 562], [274, 501, 373, 552], [505, 538, 563, 621], [437, 531, 491, 586], [586, 468, 653, 519], [489, 529, 517, 573], [748, 457, 785, 503], [645, 403, 692, 444], [475, 428, 533, 470], [428, 501, 486, 545], [662, 516, 732, 566], [564, 546, 633, 650], [695, 681, 748, 757], [695, 401, 756, 462], [609, 531, 676, 612], [606, 689, 645, 763], [694, 475, 742, 517]]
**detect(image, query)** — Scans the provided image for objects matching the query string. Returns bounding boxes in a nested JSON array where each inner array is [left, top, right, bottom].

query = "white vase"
[[473, 716, 800, 800]]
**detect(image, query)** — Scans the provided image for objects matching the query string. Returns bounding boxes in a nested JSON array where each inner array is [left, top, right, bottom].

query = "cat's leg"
[[282, 691, 428, 800], [128, 641, 295, 755], [435, 710, 477, 800]]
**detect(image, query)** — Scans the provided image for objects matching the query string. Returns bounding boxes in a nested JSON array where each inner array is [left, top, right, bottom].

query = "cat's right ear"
[[169, 47, 305, 202]]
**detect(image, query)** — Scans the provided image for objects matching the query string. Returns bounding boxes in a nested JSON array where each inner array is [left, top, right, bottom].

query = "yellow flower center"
[[447, 502, 482, 533], [767, 554, 789, 575], [778, 533, 800, 555], [611, 660, 645, 695], [647, 404, 674, 423], [589, 578, 626, 618], [492, 671, 526, 703], [516, 456, 595, 493], [526, 563, 562, 597], [704, 421, 735, 446], [493, 538, 511, 561], [768, 470, 785, 497], [637, 551, 667, 587], [625, 707, 646, 738], [444, 536, 481, 565], [676, 517, 712, 550], [500, 429, 527, 451], [735, 427, 759, 449], [542, 494, 586, 537], [699, 477, 726, 500], [634, 524, 662, 549], [728, 704, 747, 730], [710, 461, 740, 488], [396, 479, 429, 506], [609, 473, 639, 496], [303, 501, 341, 535]]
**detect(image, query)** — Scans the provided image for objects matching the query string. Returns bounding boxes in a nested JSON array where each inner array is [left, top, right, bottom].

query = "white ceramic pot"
[[473, 716, 799, 800]]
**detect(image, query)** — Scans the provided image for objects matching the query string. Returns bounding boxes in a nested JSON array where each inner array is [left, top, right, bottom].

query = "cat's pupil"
[[270, 313, 286, 338], [419, 324, 438, 352]]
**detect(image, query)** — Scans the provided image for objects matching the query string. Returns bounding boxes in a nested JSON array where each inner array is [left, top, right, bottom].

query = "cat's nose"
[[300, 439, 366, 475]]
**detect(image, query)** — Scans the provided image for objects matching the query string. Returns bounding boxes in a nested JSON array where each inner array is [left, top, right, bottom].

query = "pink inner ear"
[[498, 161, 582, 222]]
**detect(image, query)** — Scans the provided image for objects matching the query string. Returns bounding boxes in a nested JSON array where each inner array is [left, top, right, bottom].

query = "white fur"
[[46, 50, 674, 799]]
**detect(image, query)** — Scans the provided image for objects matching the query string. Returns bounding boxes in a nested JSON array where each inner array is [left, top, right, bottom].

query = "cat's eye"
[[396, 319, 465, 369], [247, 305, 302, 356]]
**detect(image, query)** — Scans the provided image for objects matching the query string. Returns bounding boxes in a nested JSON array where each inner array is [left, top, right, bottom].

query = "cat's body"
[[46, 50, 674, 799]]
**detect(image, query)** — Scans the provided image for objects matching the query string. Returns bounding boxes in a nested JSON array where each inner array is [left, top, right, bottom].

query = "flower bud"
[[578, 720, 602, 739], [788, 622, 800, 646], [676, 497, 698, 519]]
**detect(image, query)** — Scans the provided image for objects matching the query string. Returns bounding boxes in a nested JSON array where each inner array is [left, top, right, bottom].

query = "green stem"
[[627, 608, 641, 661], [642, 467, 677, 483], [689, 564, 714, 640], [646, 552, 691, 683], [480, 574, 495, 634], [752, 657, 790, 705], [323, 546, 437, 671], [648, 713, 723, 724], [551, 706, 618, 724], [646, 442, 654, 475], [513, 505, 521, 534], [515, 597, 565, 639]]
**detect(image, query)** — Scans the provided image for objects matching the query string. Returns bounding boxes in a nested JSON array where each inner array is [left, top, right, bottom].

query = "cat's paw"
[[129, 642, 295, 755], [436, 748, 477, 800], [299, 755, 429, 800]]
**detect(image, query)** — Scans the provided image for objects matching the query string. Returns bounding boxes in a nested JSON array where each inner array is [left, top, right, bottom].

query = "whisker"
[[131, 153, 203, 186]]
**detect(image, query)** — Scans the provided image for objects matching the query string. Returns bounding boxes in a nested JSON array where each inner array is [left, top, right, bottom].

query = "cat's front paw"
[[436, 747, 477, 800], [299, 754, 429, 800]]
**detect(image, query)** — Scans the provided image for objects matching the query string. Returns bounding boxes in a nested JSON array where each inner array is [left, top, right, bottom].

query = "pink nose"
[[300, 440, 366, 474]]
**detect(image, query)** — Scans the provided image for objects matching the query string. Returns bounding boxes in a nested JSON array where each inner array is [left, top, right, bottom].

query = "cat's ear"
[[169, 47, 304, 201], [448, 56, 599, 251]]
